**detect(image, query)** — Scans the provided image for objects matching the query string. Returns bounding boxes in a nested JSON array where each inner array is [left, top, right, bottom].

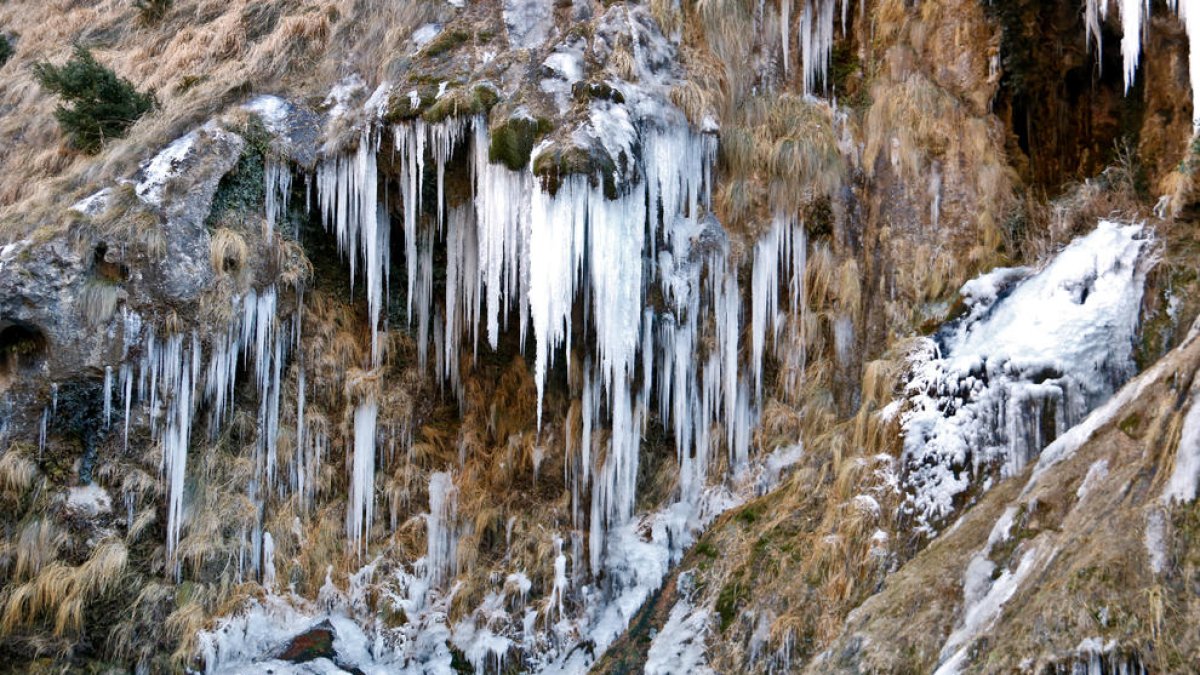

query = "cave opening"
[[990, 0, 1144, 193], [0, 320, 48, 377]]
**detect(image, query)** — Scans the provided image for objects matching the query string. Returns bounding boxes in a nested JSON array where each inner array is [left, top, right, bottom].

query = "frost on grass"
[[900, 221, 1151, 534]]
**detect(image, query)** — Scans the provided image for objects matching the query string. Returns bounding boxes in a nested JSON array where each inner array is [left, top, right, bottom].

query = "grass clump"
[[134, 0, 173, 25], [33, 46, 155, 153]]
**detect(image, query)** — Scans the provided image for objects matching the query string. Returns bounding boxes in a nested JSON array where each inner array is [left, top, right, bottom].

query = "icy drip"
[[102, 366, 113, 429], [144, 332, 201, 575], [264, 156, 292, 239], [316, 129, 388, 364], [1085, 0, 1200, 132], [473, 122, 530, 351], [426, 471, 458, 588], [792, 0, 844, 94], [901, 221, 1150, 533], [347, 398, 378, 557], [127, 285, 295, 577]]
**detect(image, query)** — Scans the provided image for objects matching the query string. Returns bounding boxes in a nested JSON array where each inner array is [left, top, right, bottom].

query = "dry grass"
[[0, 0, 443, 240], [1, 538, 128, 638]]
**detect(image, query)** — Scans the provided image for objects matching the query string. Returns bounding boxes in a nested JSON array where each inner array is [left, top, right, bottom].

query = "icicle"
[[549, 536, 568, 621], [38, 407, 48, 457], [1087, 0, 1200, 133], [781, 0, 792, 76], [103, 365, 113, 429], [316, 129, 387, 364], [347, 398, 378, 557], [261, 531, 276, 589], [528, 177, 587, 428], [427, 471, 458, 588], [161, 333, 198, 577], [751, 220, 782, 400], [473, 119, 530, 351], [121, 363, 133, 451], [395, 121, 427, 324], [264, 156, 293, 239]]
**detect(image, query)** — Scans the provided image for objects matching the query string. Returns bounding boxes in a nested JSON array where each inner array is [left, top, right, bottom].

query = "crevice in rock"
[[0, 320, 48, 378]]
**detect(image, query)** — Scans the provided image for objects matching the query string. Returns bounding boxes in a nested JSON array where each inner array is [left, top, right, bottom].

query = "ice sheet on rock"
[[934, 547, 1040, 675], [65, 484, 112, 517], [244, 95, 291, 135], [503, 0, 554, 50], [1165, 383, 1200, 502], [323, 75, 368, 121], [540, 40, 586, 112], [901, 221, 1150, 534], [71, 187, 113, 217], [135, 129, 202, 206], [411, 23, 442, 49], [645, 595, 716, 675]]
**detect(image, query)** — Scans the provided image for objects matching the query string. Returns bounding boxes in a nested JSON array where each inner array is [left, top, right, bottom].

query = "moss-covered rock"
[[532, 143, 619, 199], [420, 29, 470, 59], [384, 85, 439, 123], [423, 84, 500, 124], [571, 80, 625, 104], [488, 115, 552, 171]]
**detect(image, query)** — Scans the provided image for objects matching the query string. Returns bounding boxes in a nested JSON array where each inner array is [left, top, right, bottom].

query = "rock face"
[[278, 620, 336, 664], [142, 126, 245, 302], [0, 0, 1199, 673]]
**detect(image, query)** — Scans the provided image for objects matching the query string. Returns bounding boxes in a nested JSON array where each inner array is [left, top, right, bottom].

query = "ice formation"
[[1084, 0, 1200, 131], [644, 595, 716, 675], [1164, 379, 1200, 503], [77, 3, 846, 670], [901, 221, 1151, 533]]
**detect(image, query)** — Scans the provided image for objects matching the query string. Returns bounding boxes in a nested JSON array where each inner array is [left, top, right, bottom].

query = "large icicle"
[[316, 129, 387, 364], [347, 398, 379, 557]]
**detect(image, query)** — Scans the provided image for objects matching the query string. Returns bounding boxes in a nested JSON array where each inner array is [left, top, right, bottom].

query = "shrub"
[[33, 46, 155, 153], [0, 35, 13, 67], [134, 0, 173, 25]]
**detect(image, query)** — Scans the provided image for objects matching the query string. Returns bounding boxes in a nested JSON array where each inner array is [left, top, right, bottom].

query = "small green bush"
[[134, 0, 173, 24], [33, 46, 155, 153], [0, 35, 13, 67]]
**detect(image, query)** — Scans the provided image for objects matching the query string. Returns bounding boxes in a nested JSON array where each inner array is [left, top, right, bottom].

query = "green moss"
[[736, 503, 764, 525], [422, 84, 500, 123], [384, 86, 438, 122], [532, 144, 618, 199], [715, 577, 748, 632], [206, 118, 271, 226], [1119, 412, 1143, 439], [489, 116, 551, 171], [695, 541, 718, 558], [421, 29, 470, 59], [572, 81, 625, 104]]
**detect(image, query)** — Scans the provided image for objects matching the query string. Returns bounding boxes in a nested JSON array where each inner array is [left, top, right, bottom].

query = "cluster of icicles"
[[311, 112, 809, 577], [1085, 0, 1200, 132], [110, 288, 301, 580], [93, 108, 811, 611]]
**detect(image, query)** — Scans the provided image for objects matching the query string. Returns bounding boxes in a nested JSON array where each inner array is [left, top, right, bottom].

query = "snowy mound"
[[901, 221, 1152, 533]]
